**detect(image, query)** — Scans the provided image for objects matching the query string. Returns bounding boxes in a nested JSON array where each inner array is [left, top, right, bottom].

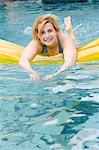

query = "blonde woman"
[[19, 14, 77, 80]]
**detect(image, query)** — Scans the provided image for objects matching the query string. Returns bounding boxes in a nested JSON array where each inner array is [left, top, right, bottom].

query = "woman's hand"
[[43, 74, 56, 80], [43, 68, 65, 80], [29, 71, 40, 80]]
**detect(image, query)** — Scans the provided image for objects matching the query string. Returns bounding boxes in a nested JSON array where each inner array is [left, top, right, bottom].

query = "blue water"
[[0, 0, 99, 150]]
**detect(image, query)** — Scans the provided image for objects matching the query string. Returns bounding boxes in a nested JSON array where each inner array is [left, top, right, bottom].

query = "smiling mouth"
[[45, 38, 52, 43]]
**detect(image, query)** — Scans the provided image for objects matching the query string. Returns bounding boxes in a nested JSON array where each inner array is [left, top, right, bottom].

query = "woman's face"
[[38, 22, 58, 47]]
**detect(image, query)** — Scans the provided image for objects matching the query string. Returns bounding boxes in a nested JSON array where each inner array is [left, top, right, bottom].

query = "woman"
[[19, 14, 77, 80]]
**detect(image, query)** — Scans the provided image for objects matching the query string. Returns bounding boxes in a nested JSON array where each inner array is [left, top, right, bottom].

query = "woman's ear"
[[36, 32, 39, 38], [56, 31, 59, 37], [56, 31, 58, 36], [36, 33, 40, 41], [56, 29, 60, 35]]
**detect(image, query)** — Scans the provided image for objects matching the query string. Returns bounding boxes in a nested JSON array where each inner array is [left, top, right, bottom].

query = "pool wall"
[[42, 0, 88, 4]]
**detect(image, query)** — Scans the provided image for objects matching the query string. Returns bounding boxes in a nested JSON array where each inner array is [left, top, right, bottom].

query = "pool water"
[[0, 0, 99, 150], [0, 62, 99, 149]]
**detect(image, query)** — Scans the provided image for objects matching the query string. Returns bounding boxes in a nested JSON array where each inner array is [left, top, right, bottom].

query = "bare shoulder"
[[25, 39, 42, 52], [20, 39, 42, 61]]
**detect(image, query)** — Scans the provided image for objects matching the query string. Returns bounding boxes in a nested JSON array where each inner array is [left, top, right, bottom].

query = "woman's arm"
[[56, 34, 77, 74], [19, 40, 41, 80], [44, 34, 77, 80]]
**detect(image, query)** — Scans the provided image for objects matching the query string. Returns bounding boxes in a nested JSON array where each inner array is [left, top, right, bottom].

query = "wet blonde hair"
[[32, 14, 60, 41]]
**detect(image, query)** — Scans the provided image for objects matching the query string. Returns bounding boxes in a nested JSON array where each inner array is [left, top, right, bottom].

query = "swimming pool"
[[0, 0, 99, 46], [0, 0, 99, 150]]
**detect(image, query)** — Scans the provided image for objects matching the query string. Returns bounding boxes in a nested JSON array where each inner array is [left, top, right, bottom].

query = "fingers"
[[29, 73, 40, 80], [29, 73, 54, 81], [43, 76, 49, 80], [43, 74, 54, 80]]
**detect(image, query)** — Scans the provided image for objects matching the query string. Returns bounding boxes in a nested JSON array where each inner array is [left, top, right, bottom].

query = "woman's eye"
[[48, 29, 53, 32], [42, 31, 45, 35]]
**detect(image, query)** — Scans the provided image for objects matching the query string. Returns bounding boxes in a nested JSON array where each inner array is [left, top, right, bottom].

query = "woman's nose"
[[45, 32, 50, 38]]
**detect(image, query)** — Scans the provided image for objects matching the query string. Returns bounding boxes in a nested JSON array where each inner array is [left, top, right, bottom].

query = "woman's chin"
[[45, 41, 53, 46]]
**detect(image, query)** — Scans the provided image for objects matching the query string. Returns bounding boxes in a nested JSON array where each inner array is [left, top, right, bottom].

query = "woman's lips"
[[45, 38, 52, 42]]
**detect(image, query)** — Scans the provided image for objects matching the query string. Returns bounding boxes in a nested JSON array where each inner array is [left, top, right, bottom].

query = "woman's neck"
[[47, 46, 59, 56]]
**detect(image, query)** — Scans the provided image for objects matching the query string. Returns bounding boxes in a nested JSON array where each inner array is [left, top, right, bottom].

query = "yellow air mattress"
[[0, 38, 99, 64]]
